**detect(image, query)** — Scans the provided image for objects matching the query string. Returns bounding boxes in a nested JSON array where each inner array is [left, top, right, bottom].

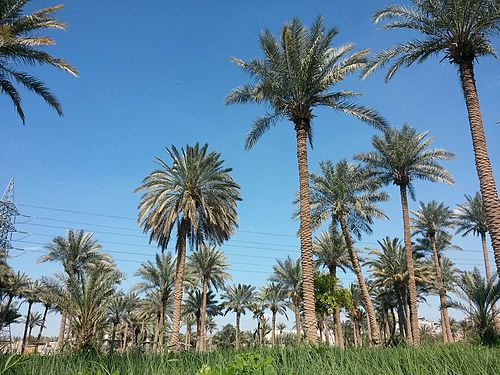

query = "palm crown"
[[221, 284, 256, 316], [225, 16, 387, 149], [187, 245, 231, 291], [355, 124, 455, 199], [412, 201, 456, 238], [136, 143, 241, 250], [363, 0, 500, 80], [313, 229, 351, 276], [0, 0, 78, 123], [455, 192, 489, 236]]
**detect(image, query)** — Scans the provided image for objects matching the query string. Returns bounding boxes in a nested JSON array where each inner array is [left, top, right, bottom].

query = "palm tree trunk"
[[334, 308, 344, 348], [20, 301, 33, 354], [235, 312, 241, 350], [158, 290, 167, 348], [481, 232, 500, 329], [458, 61, 500, 271], [34, 305, 49, 353], [294, 304, 301, 345], [198, 279, 208, 352], [57, 311, 66, 351], [399, 185, 420, 345], [294, 123, 317, 346], [339, 215, 380, 345], [122, 322, 129, 351], [271, 310, 276, 347], [185, 324, 191, 350], [430, 235, 452, 343], [110, 322, 117, 354], [168, 218, 189, 351]]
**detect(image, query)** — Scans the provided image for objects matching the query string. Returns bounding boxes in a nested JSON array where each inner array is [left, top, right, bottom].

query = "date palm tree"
[[226, 17, 387, 344], [269, 256, 302, 344], [107, 293, 128, 353], [412, 201, 455, 342], [183, 288, 220, 350], [260, 283, 288, 347], [355, 124, 454, 344], [363, 0, 500, 271], [447, 268, 500, 344], [136, 143, 240, 350], [0, 0, 78, 123], [314, 229, 351, 347], [187, 245, 230, 351], [25, 311, 44, 344], [40, 229, 112, 350], [221, 283, 255, 350], [309, 159, 388, 345], [20, 279, 38, 354], [456, 193, 493, 279], [134, 253, 175, 348]]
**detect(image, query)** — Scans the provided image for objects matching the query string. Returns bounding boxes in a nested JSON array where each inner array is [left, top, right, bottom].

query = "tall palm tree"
[[269, 256, 302, 344], [20, 279, 39, 354], [187, 245, 230, 351], [260, 283, 288, 347], [221, 284, 255, 350], [34, 284, 55, 351], [226, 17, 387, 344], [309, 159, 388, 345], [355, 124, 454, 344], [447, 268, 500, 344], [456, 193, 493, 278], [134, 253, 175, 348], [40, 229, 112, 350], [314, 229, 351, 347], [0, 0, 78, 123], [412, 201, 455, 343], [136, 143, 240, 350], [107, 293, 128, 353], [1, 271, 29, 319], [363, 0, 500, 271]]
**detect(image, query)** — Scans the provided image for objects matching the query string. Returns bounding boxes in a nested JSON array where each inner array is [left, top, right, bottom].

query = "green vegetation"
[[1, 345, 500, 374]]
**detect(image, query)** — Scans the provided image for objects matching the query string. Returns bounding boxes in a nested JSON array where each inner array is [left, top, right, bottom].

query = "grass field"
[[1, 344, 500, 375]]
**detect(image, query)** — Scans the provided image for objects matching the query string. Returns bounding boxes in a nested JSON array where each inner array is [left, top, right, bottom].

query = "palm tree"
[[221, 284, 255, 350], [0, 0, 78, 123], [309, 159, 388, 345], [25, 311, 44, 344], [187, 245, 230, 351], [34, 284, 55, 351], [183, 288, 220, 350], [456, 193, 493, 279], [107, 293, 128, 353], [260, 283, 288, 347], [269, 257, 302, 344], [226, 17, 387, 344], [40, 229, 112, 350], [367, 237, 432, 341], [1, 271, 29, 320], [355, 124, 454, 344], [20, 279, 38, 354], [314, 229, 351, 347], [363, 0, 500, 271], [277, 322, 287, 345], [412, 201, 455, 342], [447, 268, 500, 344], [48, 266, 121, 350], [134, 253, 175, 348], [136, 143, 240, 350]]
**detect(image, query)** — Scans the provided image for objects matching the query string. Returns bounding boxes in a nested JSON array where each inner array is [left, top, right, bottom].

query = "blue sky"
[[2, 0, 500, 336]]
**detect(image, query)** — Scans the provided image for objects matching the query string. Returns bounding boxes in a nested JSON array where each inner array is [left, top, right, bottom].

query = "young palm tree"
[[25, 311, 44, 344], [107, 293, 128, 353], [314, 229, 351, 347], [226, 17, 387, 344], [260, 283, 288, 347], [447, 268, 500, 344], [363, 0, 500, 270], [0, 1, 78, 123], [309, 159, 388, 345], [412, 201, 455, 343], [136, 143, 240, 350], [276, 322, 287, 345], [187, 245, 230, 351], [183, 288, 220, 350], [355, 124, 454, 344], [269, 257, 302, 344], [367, 237, 432, 340], [221, 284, 255, 350], [40, 229, 112, 350], [456, 193, 493, 279], [134, 253, 175, 348]]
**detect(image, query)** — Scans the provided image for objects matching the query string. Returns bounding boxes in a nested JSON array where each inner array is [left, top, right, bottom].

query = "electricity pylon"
[[0, 178, 18, 255]]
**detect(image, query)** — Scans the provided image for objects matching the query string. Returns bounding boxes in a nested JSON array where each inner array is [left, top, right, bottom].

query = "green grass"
[[1, 344, 500, 375]]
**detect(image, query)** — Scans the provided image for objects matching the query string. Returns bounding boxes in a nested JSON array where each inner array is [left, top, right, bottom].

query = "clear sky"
[[2, 0, 500, 336]]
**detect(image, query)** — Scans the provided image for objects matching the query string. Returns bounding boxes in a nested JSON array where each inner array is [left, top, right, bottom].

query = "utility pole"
[[0, 178, 18, 255]]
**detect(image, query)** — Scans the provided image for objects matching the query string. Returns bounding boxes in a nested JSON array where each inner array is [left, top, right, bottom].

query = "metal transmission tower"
[[0, 178, 18, 255]]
